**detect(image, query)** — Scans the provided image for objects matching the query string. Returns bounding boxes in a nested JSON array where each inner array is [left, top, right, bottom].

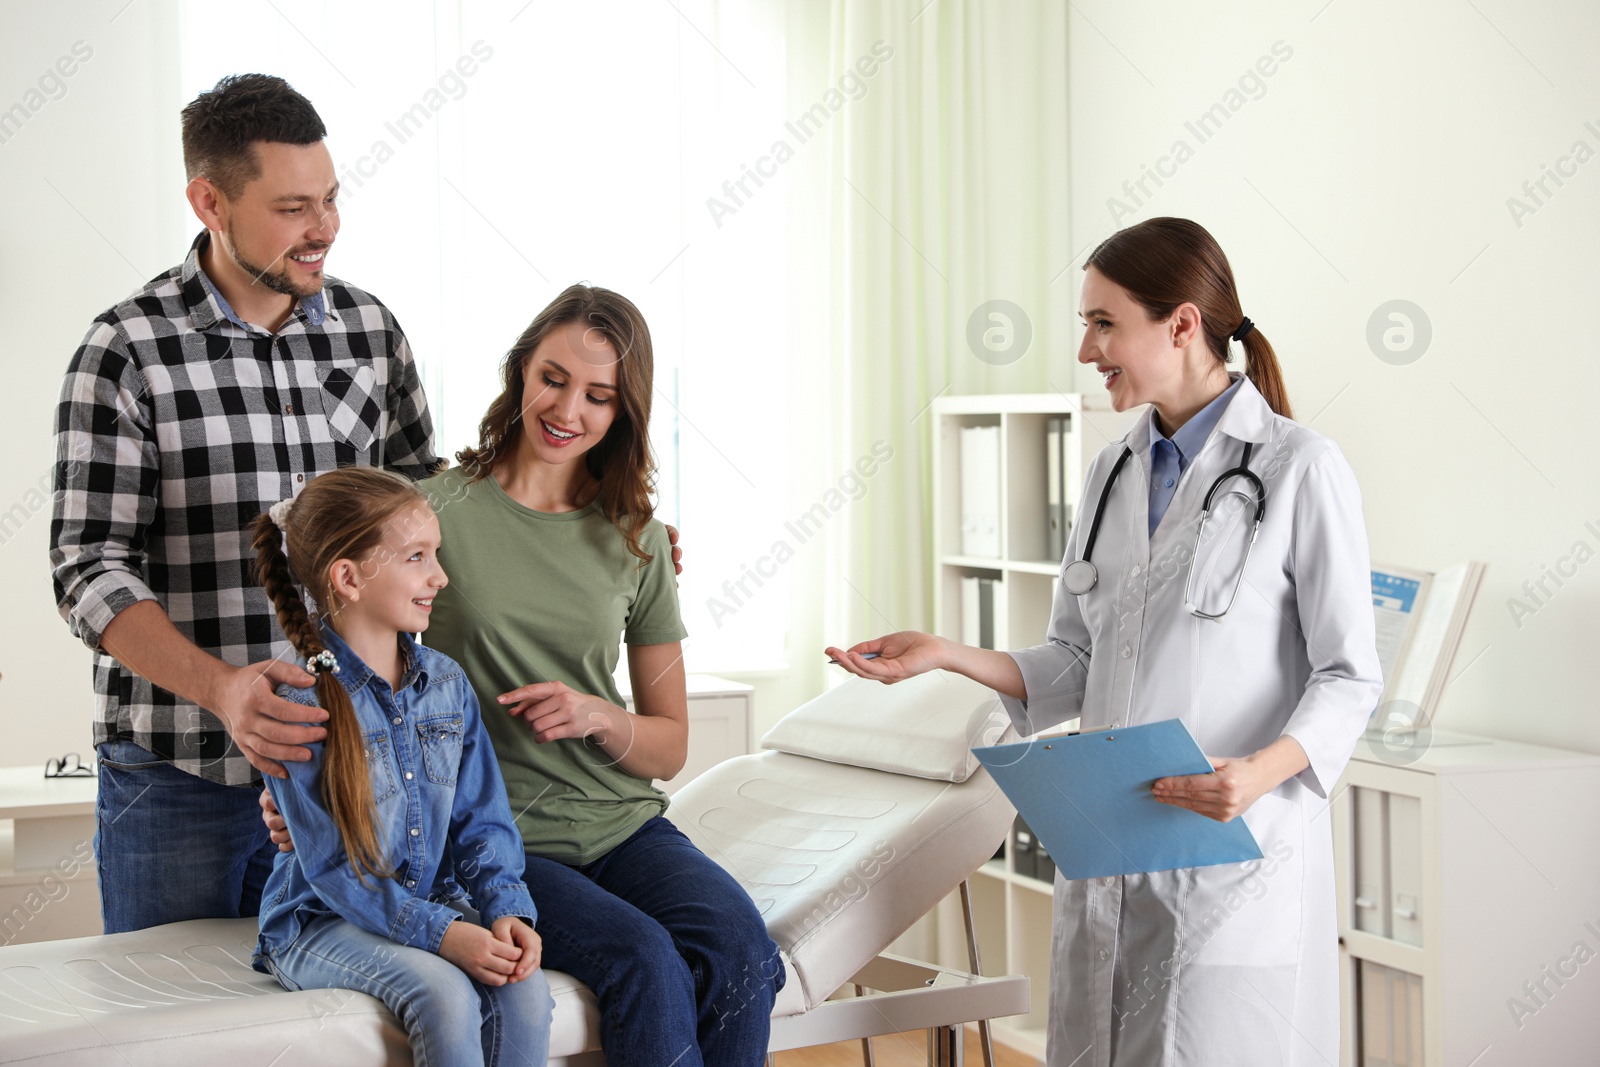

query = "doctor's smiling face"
[[1078, 266, 1227, 431]]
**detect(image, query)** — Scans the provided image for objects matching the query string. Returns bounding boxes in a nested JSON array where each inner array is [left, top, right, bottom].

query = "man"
[[50, 74, 439, 933]]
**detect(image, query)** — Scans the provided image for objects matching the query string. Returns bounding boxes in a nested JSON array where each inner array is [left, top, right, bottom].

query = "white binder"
[[960, 425, 1001, 558]]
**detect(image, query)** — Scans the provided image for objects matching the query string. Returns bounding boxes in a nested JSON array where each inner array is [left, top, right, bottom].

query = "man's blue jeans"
[[523, 816, 783, 1067], [94, 740, 278, 933], [259, 909, 554, 1067]]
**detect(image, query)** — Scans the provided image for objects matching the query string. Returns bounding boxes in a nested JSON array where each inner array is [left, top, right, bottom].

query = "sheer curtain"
[[178, 0, 791, 671], [778, 0, 1072, 703]]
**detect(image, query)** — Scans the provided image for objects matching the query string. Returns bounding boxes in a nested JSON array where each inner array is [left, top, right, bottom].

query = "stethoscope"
[[1061, 440, 1266, 619]]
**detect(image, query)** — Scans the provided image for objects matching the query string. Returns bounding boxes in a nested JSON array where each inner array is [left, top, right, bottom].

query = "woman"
[[422, 284, 781, 1065], [268, 285, 781, 1066], [827, 218, 1381, 1067]]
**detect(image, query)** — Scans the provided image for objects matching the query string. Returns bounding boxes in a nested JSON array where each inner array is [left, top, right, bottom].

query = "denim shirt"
[[255, 623, 536, 966]]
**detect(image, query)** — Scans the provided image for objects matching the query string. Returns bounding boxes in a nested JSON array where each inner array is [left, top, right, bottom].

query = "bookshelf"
[[929, 393, 1137, 656], [922, 392, 1140, 1058]]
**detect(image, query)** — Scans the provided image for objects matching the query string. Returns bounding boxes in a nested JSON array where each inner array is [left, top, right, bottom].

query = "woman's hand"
[[259, 788, 294, 852], [500, 644, 689, 781], [498, 681, 620, 745], [439, 919, 522, 986], [1150, 736, 1310, 823], [823, 631, 949, 684], [493, 916, 543, 982]]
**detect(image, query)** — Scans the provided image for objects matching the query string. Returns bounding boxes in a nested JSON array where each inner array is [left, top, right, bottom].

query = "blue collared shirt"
[[255, 623, 535, 964], [197, 261, 327, 330], [1148, 377, 1243, 534]]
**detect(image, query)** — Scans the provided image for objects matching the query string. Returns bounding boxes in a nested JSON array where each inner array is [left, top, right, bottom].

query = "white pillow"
[[760, 670, 1013, 782]]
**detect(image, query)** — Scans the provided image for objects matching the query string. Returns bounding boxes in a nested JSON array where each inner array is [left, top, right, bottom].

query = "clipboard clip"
[[1046, 732, 1121, 750]]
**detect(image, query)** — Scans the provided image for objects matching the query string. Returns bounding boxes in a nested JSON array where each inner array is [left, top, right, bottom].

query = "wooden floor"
[[773, 1029, 1042, 1066]]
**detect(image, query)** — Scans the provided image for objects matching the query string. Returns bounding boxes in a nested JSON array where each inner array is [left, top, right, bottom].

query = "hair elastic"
[[306, 649, 340, 675], [1230, 317, 1255, 343], [269, 497, 296, 528]]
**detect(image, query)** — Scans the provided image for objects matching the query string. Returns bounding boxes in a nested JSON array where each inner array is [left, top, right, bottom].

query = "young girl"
[[249, 466, 554, 1067]]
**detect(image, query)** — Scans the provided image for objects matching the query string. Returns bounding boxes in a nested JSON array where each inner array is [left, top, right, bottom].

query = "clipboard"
[[973, 718, 1262, 881]]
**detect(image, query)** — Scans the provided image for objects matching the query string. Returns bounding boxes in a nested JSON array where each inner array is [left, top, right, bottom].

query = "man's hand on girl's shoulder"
[[665, 523, 682, 577]]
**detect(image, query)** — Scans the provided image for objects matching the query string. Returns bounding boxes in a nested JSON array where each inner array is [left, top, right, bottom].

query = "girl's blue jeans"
[[260, 905, 554, 1067]]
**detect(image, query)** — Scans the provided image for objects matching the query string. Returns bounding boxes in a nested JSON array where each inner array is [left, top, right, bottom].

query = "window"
[[180, 0, 792, 670]]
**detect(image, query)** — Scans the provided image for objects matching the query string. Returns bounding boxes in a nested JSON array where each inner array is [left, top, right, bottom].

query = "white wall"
[[1, 2, 184, 767], [1066, 0, 1600, 753]]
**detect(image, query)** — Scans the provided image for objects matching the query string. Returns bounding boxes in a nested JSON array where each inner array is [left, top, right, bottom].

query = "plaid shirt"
[[51, 232, 440, 786]]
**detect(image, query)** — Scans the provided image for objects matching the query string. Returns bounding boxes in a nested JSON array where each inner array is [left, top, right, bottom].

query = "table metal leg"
[[959, 879, 998, 1067], [927, 1023, 966, 1065], [855, 983, 877, 1067]]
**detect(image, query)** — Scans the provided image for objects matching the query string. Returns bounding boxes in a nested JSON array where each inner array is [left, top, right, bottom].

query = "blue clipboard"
[[973, 719, 1262, 881]]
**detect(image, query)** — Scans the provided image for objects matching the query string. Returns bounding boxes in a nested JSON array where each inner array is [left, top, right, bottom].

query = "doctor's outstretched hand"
[[825, 632, 945, 683], [825, 632, 1027, 700]]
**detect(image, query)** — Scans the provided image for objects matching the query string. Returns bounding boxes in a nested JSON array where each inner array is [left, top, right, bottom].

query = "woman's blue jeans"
[[523, 816, 784, 1067], [260, 907, 554, 1067]]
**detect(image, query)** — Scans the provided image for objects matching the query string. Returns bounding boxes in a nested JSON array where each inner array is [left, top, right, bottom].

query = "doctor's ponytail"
[[1237, 327, 1292, 420], [1085, 218, 1295, 420]]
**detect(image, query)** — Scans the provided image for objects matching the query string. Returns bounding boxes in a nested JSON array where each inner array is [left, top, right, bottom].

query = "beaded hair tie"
[[306, 649, 341, 675]]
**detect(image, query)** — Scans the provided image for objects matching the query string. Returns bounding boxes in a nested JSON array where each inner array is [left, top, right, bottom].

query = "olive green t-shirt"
[[418, 467, 688, 865]]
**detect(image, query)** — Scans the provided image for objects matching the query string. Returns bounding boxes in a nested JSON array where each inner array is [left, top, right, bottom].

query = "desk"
[[0, 766, 100, 946]]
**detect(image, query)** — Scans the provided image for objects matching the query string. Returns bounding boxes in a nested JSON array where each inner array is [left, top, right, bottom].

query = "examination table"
[[0, 671, 1029, 1065]]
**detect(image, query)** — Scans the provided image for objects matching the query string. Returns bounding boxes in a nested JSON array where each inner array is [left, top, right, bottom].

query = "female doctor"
[[827, 217, 1382, 1067]]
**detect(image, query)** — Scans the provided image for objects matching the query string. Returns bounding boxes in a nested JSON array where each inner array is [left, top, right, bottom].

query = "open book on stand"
[[1369, 561, 1486, 730]]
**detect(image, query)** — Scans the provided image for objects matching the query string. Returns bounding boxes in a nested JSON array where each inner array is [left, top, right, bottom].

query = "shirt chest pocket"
[[317, 361, 380, 454], [364, 730, 398, 803], [416, 715, 464, 786]]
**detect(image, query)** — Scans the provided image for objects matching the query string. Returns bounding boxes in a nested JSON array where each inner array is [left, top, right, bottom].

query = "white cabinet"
[[1332, 731, 1600, 1066], [0, 767, 100, 946]]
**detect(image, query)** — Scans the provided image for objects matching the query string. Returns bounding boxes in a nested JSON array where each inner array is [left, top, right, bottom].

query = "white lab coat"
[[1001, 376, 1383, 1067]]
